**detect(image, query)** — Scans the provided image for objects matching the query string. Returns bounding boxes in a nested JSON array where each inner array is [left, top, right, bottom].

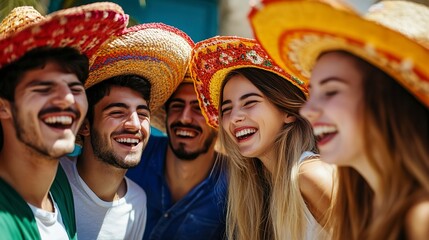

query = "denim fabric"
[[127, 134, 227, 240]]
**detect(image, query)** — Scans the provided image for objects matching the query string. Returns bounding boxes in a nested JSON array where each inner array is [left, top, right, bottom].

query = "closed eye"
[[192, 105, 202, 113], [244, 100, 259, 107], [137, 111, 150, 118], [169, 103, 184, 112], [110, 111, 125, 117], [71, 86, 85, 94], [32, 87, 51, 93], [325, 90, 338, 97], [220, 106, 232, 116]]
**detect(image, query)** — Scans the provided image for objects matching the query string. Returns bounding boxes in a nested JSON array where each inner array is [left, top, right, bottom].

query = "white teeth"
[[44, 116, 73, 125], [313, 125, 337, 137], [176, 130, 196, 137], [235, 128, 256, 138], [116, 138, 140, 144]]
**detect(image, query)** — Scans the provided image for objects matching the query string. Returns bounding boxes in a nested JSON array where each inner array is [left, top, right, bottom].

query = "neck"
[[77, 141, 127, 202], [165, 145, 216, 203], [258, 149, 276, 174], [0, 136, 58, 211], [352, 156, 382, 213]]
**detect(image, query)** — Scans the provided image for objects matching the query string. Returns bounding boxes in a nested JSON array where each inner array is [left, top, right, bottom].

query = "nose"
[[230, 108, 245, 124], [124, 112, 141, 131], [299, 99, 320, 124], [51, 85, 75, 109], [178, 105, 192, 124]]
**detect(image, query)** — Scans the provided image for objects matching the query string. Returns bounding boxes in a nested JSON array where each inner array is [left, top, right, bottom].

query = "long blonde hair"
[[330, 51, 429, 240], [219, 68, 319, 240]]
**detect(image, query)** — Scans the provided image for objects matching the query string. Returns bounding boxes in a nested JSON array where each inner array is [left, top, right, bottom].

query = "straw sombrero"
[[87, 23, 194, 115], [0, 2, 128, 69], [250, 0, 429, 108], [190, 36, 307, 129], [149, 68, 194, 133]]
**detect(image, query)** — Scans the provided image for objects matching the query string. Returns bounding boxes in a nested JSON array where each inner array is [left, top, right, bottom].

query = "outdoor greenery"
[[0, 0, 46, 21]]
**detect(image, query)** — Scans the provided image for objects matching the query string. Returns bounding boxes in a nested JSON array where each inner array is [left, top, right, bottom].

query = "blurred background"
[[1, 0, 428, 43]]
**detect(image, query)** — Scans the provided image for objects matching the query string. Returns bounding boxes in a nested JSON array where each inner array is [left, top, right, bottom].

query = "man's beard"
[[90, 127, 141, 169], [169, 130, 217, 161], [12, 104, 75, 159]]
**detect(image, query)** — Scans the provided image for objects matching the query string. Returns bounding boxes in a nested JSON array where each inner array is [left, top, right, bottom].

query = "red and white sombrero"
[[0, 2, 129, 69], [190, 36, 307, 129]]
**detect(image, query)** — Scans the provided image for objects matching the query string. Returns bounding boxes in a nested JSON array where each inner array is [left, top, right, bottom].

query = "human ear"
[[284, 113, 296, 124], [78, 119, 90, 136], [0, 98, 12, 119]]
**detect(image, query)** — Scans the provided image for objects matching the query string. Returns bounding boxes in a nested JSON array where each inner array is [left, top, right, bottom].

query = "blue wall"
[[49, 0, 219, 43]]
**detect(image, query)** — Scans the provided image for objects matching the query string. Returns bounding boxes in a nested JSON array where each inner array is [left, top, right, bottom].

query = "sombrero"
[[0, 2, 128, 69], [87, 23, 194, 116], [190, 36, 307, 129], [250, 0, 429, 108], [149, 67, 194, 133]]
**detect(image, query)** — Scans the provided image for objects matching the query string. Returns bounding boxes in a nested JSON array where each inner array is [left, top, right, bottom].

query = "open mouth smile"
[[234, 127, 257, 141], [313, 124, 338, 146], [42, 115, 75, 129], [174, 128, 199, 139], [114, 137, 142, 147]]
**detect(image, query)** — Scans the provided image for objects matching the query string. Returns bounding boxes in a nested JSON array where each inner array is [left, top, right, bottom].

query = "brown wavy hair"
[[329, 51, 429, 240]]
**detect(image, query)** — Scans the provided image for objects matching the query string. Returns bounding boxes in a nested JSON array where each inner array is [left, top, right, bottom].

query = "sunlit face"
[[8, 62, 87, 158], [300, 51, 365, 167], [166, 83, 217, 160], [220, 74, 291, 163], [90, 86, 150, 169]]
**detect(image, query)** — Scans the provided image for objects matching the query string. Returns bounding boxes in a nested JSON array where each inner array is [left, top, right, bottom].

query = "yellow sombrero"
[[87, 23, 194, 114], [190, 36, 307, 129], [250, 0, 429, 108], [0, 3, 128, 69]]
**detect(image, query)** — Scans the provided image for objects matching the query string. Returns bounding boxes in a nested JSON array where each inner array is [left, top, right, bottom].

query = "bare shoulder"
[[298, 158, 335, 197], [298, 158, 336, 223], [405, 198, 429, 240]]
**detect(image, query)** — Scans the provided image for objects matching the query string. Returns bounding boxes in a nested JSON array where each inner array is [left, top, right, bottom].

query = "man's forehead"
[[170, 83, 198, 102], [99, 86, 148, 107], [19, 62, 80, 86]]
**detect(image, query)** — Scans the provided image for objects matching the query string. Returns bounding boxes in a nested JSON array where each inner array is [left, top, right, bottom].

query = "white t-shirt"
[[28, 194, 70, 240], [60, 157, 147, 240]]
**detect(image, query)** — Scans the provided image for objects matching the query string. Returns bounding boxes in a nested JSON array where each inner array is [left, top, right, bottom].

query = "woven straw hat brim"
[[250, 0, 429, 108], [182, 68, 194, 83], [150, 68, 193, 133], [150, 106, 167, 133], [0, 2, 128, 69], [190, 36, 307, 129], [87, 23, 194, 115]]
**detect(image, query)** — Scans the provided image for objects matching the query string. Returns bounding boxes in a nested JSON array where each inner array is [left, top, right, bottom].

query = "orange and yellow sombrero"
[[87, 23, 194, 113], [190, 36, 307, 129], [250, 0, 429, 108], [0, 3, 128, 69]]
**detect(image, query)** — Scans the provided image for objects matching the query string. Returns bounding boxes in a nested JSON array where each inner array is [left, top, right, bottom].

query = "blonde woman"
[[190, 36, 333, 240], [251, 0, 429, 239]]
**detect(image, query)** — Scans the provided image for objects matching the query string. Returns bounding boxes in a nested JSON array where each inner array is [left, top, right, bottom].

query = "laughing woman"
[[190, 36, 333, 240], [250, 0, 429, 239]]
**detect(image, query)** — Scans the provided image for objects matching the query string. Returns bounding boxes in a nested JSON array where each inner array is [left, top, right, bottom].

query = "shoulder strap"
[[50, 164, 77, 240]]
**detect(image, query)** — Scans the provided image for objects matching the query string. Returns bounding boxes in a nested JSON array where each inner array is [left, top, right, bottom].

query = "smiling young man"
[[0, 4, 127, 239], [127, 77, 228, 240], [59, 23, 193, 240], [60, 74, 151, 240]]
